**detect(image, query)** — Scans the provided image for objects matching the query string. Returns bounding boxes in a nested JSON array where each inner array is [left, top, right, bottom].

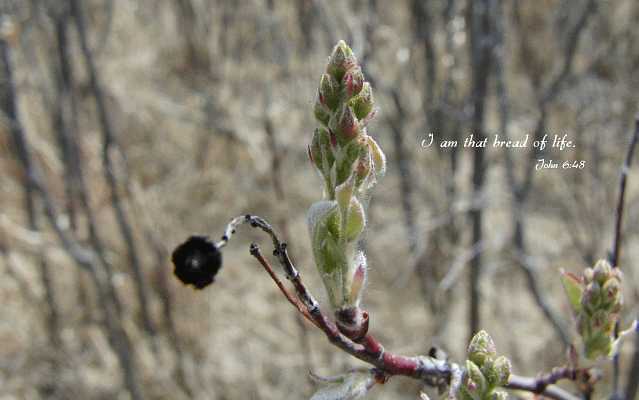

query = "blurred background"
[[1, 0, 638, 399]]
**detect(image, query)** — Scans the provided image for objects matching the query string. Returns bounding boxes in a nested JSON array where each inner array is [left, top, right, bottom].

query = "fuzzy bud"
[[336, 105, 360, 142], [465, 360, 487, 395], [485, 356, 511, 387], [314, 97, 331, 126], [319, 73, 340, 110], [350, 82, 374, 120], [327, 40, 357, 81], [468, 330, 497, 366], [342, 66, 364, 99], [593, 259, 612, 284], [311, 127, 335, 174], [308, 41, 384, 316], [563, 259, 625, 360]]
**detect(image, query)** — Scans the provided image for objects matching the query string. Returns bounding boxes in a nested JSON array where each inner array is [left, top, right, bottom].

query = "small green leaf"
[[344, 198, 365, 242], [560, 269, 583, 314]]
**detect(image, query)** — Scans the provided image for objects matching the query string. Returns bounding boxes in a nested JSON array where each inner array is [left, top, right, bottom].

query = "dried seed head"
[[172, 236, 222, 289]]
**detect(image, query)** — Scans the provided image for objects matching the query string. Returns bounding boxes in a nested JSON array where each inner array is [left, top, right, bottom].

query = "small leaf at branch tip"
[[560, 274, 584, 314], [336, 173, 355, 215], [344, 198, 366, 242], [367, 136, 386, 177]]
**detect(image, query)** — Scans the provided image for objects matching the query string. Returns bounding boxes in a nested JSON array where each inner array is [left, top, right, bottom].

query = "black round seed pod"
[[171, 236, 222, 289]]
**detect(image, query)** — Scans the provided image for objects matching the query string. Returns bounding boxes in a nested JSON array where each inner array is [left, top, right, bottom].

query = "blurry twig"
[[493, 0, 570, 347], [613, 116, 639, 400], [69, 0, 157, 339], [466, 0, 494, 341], [387, 88, 418, 256]]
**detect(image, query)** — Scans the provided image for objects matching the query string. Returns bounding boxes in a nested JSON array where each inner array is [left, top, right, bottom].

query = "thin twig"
[[249, 244, 315, 326], [614, 116, 639, 400], [507, 375, 582, 400], [69, 0, 156, 338], [610, 117, 639, 267]]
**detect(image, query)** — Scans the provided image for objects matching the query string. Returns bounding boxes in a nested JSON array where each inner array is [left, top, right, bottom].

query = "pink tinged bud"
[[468, 330, 497, 366], [329, 129, 338, 148], [327, 40, 357, 81], [337, 106, 360, 141], [350, 262, 367, 303], [342, 67, 364, 99]]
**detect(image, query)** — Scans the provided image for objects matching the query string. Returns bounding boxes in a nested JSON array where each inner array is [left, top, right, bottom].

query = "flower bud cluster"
[[307, 41, 386, 318], [461, 331, 511, 400], [561, 259, 623, 359]]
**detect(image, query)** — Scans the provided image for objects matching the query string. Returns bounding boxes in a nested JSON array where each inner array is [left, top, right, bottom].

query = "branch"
[[212, 214, 586, 400], [507, 374, 582, 400], [216, 215, 458, 393], [610, 116, 639, 267]]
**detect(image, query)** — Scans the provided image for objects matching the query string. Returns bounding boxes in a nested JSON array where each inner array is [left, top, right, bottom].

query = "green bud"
[[314, 97, 331, 126], [335, 138, 366, 186], [308, 41, 385, 315], [582, 281, 602, 313], [485, 356, 511, 387], [350, 82, 374, 120], [601, 278, 621, 309], [584, 331, 613, 359], [468, 330, 497, 366], [593, 259, 612, 285], [310, 128, 335, 175], [319, 73, 340, 110], [466, 360, 487, 395]]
